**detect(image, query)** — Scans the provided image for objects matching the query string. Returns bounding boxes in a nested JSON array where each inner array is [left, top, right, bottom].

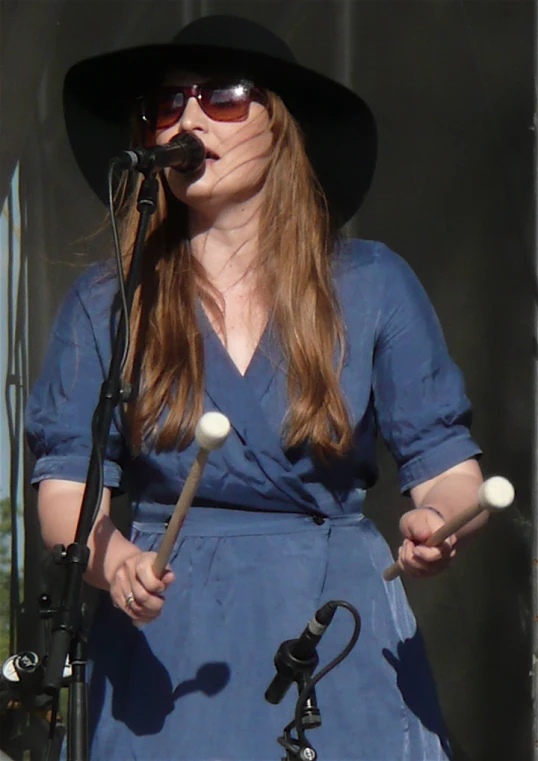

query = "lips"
[[205, 149, 220, 161]]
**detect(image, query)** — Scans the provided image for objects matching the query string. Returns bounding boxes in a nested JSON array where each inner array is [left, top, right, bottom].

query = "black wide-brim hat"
[[64, 14, 377, 226]]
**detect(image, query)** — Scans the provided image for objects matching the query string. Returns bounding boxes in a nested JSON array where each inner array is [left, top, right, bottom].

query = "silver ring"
[[125, 592, 136, 608]]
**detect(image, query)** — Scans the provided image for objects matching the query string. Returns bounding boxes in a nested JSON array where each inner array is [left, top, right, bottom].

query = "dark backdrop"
[[0, 1, 533, 759]]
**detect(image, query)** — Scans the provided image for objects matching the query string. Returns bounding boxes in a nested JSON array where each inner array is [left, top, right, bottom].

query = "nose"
[[177, 96, 208, 132]]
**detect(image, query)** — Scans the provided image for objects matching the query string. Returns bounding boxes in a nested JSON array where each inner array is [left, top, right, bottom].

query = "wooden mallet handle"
[[152, 411, 231, 578], [383, 476, 514, 582]]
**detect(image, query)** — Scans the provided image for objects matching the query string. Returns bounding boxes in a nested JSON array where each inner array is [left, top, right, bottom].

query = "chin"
[[165, 170, 265, 211]]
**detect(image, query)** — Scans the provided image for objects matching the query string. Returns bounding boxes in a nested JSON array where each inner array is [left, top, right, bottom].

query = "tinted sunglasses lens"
[[201, 83, 252, 121], [146, 89, 186, 129], [144, 82, 257, 128]]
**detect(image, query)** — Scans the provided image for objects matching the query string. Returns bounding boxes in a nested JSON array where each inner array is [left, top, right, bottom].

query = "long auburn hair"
[[118, 91, 353, 461]]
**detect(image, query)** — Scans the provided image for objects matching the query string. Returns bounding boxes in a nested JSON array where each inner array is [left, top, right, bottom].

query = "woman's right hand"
[[109, 551, 175, 624], [37, 480, 175, 621]]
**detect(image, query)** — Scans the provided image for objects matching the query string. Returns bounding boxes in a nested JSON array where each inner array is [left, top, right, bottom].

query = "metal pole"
[[531, 3, 538, 761]]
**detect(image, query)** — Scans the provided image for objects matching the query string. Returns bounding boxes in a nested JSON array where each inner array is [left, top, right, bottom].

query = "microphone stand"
[[278, 673, 320, 761], [269, 601, 362, 761], [41, 167, 160, 761], [273, 646, 320, 761]]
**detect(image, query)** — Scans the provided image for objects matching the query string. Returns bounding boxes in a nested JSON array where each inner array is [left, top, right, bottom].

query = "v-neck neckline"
[[196, 302, 269, 379]]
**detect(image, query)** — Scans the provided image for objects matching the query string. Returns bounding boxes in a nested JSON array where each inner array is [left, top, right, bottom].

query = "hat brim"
[[64, 41, 377, 225]]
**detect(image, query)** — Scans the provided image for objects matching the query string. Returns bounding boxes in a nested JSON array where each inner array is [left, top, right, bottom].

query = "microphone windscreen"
[[168, 132, 206, 172]]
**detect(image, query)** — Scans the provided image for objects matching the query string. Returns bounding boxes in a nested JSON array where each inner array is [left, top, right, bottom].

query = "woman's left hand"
[[396, 507, 457, 577]]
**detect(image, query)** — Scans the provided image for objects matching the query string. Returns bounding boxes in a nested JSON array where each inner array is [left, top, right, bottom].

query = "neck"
[[188, 195, 263, 292]]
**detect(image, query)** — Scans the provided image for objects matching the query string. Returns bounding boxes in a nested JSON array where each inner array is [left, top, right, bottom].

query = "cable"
[[4, 180, 22, 658], [293, 600, 361, 752], [44, 689, 60, 761], [107, 162, 131, 375]]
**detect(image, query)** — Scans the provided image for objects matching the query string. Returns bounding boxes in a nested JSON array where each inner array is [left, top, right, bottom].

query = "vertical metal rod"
[[531, 3, 538, 761]]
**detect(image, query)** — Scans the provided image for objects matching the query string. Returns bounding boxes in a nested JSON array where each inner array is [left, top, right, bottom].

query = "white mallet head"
[[478, 476, 515, 512], [195, 411, 231, 451]]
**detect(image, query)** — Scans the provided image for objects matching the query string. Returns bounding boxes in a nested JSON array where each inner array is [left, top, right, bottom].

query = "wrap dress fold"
[[26, 239, 481, 760]]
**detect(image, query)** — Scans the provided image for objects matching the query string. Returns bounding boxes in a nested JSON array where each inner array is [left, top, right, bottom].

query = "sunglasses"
[[140, 79, 267, 130]]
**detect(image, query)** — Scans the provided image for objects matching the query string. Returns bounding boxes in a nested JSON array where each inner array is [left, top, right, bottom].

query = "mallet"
[[152, 411, 231, 578], [383, 476, 515, 582]]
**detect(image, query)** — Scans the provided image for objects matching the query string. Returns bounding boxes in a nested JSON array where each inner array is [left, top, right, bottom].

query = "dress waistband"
[[132, 505, 365, 537]]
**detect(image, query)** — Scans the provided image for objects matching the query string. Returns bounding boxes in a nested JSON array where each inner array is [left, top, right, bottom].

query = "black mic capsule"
[[264, 602, 337, 705], [114, 132, 206, 173]]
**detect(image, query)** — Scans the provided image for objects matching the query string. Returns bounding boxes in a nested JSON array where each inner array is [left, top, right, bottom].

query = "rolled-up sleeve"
[[371, 246, 482, 493], [26, 268, 124, 489]]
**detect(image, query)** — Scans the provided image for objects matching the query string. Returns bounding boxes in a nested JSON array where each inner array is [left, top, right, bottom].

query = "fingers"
[[110, 551, 175, 623], [397, 537, 456, 578], [397, 508, 457, 578]]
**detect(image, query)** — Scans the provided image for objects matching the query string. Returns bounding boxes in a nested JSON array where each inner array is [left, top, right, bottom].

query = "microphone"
[[265, 602, 337, 705], [114, 132, 206, 173]]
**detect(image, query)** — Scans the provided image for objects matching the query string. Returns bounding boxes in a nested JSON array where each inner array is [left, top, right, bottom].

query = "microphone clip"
[[266, 638, 322, 727], [271, 639, 319, 698]]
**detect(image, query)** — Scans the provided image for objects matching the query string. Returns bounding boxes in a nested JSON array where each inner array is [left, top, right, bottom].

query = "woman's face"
[[150, 71, 273, 212]]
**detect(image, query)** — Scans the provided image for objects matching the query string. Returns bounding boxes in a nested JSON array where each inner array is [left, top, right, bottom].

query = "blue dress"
[[26, 240, 481, 761]]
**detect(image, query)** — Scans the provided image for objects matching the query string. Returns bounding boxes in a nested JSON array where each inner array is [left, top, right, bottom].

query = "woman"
[[26, 14, 485, 761]]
